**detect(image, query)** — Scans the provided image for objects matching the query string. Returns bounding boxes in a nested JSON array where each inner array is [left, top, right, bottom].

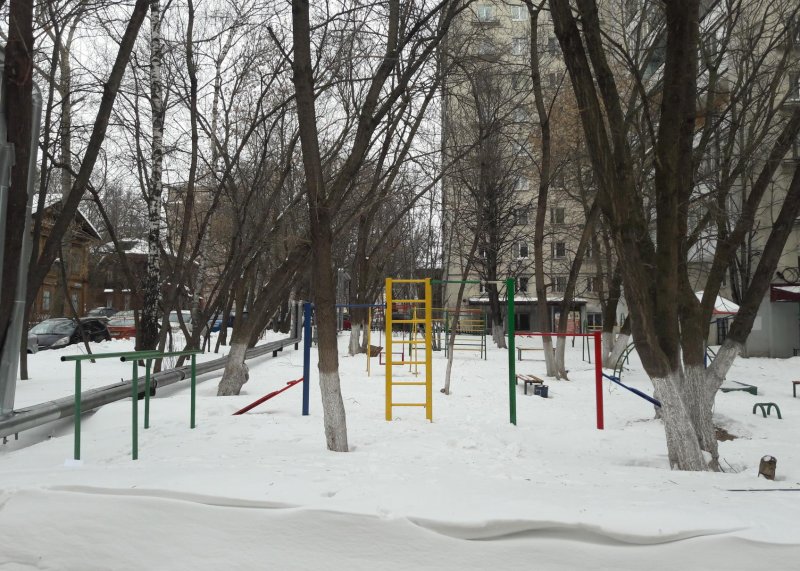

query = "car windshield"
[[109, 317, 135, 327], [30, 320, 75, 335]]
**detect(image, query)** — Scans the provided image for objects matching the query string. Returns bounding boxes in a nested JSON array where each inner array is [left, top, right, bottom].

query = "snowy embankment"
[[1, 333, 799, 569]]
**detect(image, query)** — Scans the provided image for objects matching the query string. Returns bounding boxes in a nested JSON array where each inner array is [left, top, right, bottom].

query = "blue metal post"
[[302, 302, 312, 416]]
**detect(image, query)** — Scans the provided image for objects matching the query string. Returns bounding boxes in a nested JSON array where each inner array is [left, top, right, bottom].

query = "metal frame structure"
[[385, 278, 432, 421]]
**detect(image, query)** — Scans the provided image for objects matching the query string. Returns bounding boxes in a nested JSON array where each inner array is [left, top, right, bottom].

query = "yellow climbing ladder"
[[385, 277, 432, 421]]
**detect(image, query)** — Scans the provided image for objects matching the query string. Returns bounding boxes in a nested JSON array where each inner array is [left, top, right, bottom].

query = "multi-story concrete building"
[[441, 1, 800, 352], [440, 2, 603, 333]]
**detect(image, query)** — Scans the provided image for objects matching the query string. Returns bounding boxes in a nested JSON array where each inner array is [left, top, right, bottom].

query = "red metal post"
[[594, 331, 604, 430]]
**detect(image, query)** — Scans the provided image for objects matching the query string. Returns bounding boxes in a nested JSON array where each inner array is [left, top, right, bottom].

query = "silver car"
[[27, 332, 38, 354]]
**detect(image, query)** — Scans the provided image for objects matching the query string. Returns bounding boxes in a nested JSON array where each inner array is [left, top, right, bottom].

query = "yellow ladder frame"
[[385, 277, 432, 421]]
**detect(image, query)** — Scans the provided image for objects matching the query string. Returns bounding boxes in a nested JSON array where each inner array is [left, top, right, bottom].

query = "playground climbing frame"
[[385, 277, 433, 421]]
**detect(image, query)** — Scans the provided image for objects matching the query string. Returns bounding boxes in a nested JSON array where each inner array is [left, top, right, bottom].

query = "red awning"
[[770, 284, 800, 302]]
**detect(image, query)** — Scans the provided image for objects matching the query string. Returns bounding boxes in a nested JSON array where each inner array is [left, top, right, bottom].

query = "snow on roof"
[[695, 291, 739, 315], [31, 199, 101, 240], [99, 238, 149, 255]]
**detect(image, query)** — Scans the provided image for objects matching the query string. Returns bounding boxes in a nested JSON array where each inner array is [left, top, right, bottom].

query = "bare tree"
[[549, 0, 800, 470]]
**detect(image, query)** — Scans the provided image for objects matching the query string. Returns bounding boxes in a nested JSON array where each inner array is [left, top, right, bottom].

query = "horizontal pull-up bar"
[[516, 332, 599, 338]]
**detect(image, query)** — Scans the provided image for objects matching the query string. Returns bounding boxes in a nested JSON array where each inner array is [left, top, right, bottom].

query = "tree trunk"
[[292, 0, 351, 451], [0, 0, 34, 360], [607, 316, 631, 368], [526, 3, 556, 377], [348, 322, 363, 355], [217, 340, 249, 395], [139, 0, 165, 351]]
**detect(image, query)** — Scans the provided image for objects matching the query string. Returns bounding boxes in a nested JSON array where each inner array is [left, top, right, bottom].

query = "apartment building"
[[440, 1, 603, 332]]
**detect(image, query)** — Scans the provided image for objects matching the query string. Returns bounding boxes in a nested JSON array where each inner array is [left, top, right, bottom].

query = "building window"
[[515, 176, 529, 191], [70, 292, 80, 312], [517, 276, 529, 293], [553, 276, 567, 292], [511, 37, 527, 56], [552, 241, 566, 259], [547, 35, 559, 52], [510, 5, 527, 21], [550, 207, 566, 224], [513, 241, 529, 259], [42, 289, 51, 311], [515, 209, 529, 226], [587, 312, 602, 330], [586, 276, 596, 292], [477, 38, 496, 56], [476, 4, 496, 22], [512, 73, 528, 91]]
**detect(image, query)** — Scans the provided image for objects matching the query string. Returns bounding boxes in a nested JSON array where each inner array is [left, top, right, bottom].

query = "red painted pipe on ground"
[[232, 378, 304, 415]]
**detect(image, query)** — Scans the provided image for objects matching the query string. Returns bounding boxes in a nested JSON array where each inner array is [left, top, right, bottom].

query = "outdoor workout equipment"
[[63, 348, 202, 461], [612, 343, 635, 381], [514, 332, 603, 429], [602, 373, 661, 407], [442, 307, 487, 359], [385, 277, 432, 421], [233, 378, 304, 415]]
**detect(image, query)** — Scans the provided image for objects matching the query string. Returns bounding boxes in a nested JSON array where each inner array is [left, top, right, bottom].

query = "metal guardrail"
[[0, 337, 300, 442]]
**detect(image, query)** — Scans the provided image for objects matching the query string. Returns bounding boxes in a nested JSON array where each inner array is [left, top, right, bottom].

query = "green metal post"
[[74, 360, 81, 460], [132, 360, 138, 460], [144, 359, 152, 429], [190, 353, 196, 429], [507, 278, 516, 425]]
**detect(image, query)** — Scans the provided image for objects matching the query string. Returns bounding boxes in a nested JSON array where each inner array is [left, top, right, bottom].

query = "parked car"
[[30, 318, 111, 350], [86, 307, 117, 320], [27, 332, 38, 354], [168, 310, 194, 334], [207, 317, 223, 333], [107, 312, 137, 339]]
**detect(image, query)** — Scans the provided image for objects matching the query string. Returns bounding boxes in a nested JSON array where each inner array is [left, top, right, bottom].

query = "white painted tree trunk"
[[554, 336, 568, 379], [348, 323, 363, 355], [607, 333, 630, 369], [601, 331, 614, 367], [491, 323, 505, 348], [217, 341, 249, 396], [542, 336, 557, 377], [652, 371, 708, 471], [319, 370, 348, 450]]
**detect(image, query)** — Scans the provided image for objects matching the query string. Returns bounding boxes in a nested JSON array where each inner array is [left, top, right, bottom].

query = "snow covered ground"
[[1, 332, 799, 569]]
